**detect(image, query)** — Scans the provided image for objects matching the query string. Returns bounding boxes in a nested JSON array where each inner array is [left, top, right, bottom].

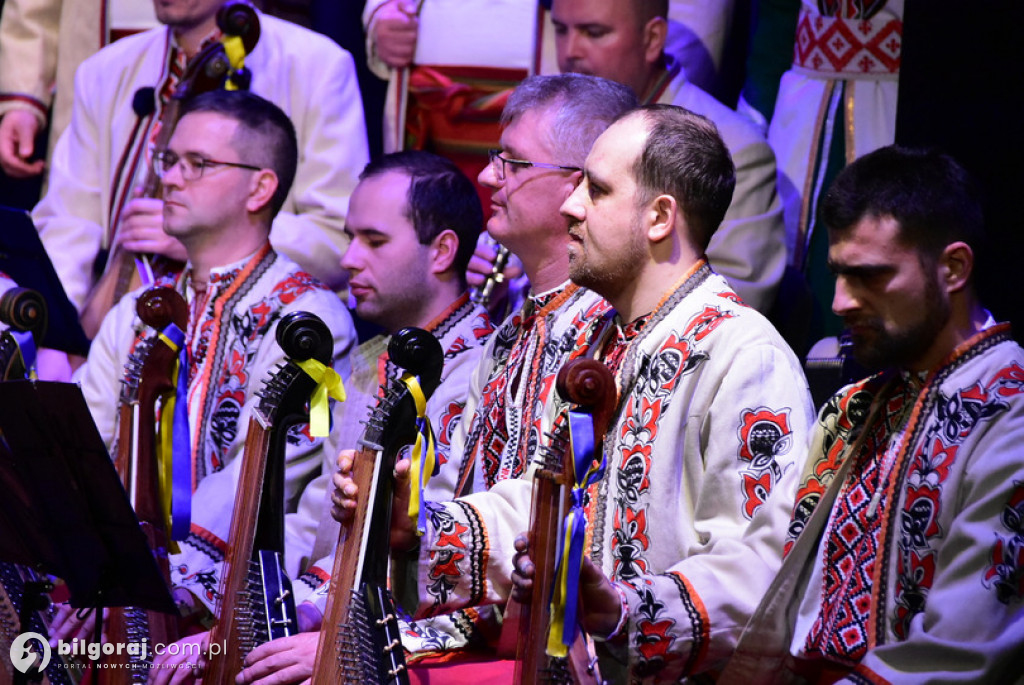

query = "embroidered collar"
[[523, 280, 577, 318], [640, 54, 683, 105], [181, 243, 272, 297]]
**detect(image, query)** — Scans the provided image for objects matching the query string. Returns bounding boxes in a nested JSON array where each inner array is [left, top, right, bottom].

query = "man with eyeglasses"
[[59, 90, 356, 677], [325, 73, 636, 681], [28, 0, 368, 369]]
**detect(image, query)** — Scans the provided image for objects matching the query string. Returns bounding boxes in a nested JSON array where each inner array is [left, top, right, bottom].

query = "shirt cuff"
[[591, 582, 629, 643]]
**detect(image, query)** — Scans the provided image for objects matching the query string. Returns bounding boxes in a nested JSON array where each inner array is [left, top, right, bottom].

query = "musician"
[[324, 74, 635, 680], [235, 149, 496, 683], [63, 91, 355, 679], [720, 147, 1024, 683], [30, 0, 368, 339], [352, 104, 815, 682], [548, 0, 786, 314], [0, 0, 159, 181]]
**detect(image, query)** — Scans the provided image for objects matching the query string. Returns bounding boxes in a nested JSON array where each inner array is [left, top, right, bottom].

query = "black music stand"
[[0, 206, 90, 356], [0, 380, 176, 615]]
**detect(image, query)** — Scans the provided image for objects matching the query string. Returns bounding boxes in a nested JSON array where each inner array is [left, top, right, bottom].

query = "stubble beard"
[[849, 274, 951, 372]]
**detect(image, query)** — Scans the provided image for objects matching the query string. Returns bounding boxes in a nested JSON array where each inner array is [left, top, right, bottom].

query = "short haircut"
[[502, 73, 638, 168], [626, 104, 735, 250], [821, 145, 986, 264], [642, 0, 669, 22], [179, 90, 298, 217], [359, 150, 483, 279]]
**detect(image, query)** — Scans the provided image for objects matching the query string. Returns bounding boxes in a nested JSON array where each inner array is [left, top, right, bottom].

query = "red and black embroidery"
[[737, 408, 793, 519], [894, 375, 1013, 638], [984, 481, 1024, 605], [786, 381, 878, 556]]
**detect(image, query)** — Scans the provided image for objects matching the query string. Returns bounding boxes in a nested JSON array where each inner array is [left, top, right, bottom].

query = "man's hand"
[[47, 604, 106, 647], [116, 196, 188, 261], [510, 534, 623, 639], [510, 533, 534, 603], [235, 632, 319, 684], [150, 631, 209, 685], [330, 450, 417, 551], [0, 110, 44, 178], [371, 0, 419, 69], [466, 241, 501, 290]]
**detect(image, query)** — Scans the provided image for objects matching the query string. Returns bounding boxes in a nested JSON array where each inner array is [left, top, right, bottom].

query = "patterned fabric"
[[793, 8, 902, 77], [77, 245, 356, 611], [774, 324, 1024, 683], [802, 376, 917, 663], [397, 263, 816, 682], [459, 284, 610, 491]]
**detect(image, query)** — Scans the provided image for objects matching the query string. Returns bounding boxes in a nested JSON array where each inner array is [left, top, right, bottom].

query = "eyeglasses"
[[153, 149, 262, 182], [487, 149, 581, 182]]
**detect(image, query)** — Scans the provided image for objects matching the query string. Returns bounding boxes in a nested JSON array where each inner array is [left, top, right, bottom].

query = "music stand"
[[0, 206, 90, 356], [0, 380, 176, 615]]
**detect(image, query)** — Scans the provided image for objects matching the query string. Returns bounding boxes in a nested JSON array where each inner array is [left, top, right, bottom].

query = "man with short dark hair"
[[68, 92, 355, 677], [721, 146, 1024, 684], [549, 0, 787, 314], [232, 150, 496, 684], [32, 0, 368, 324], [386, 103, 813, 682]]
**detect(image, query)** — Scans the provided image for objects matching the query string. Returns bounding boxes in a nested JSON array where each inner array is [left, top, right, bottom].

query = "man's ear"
[[246, 169, 279, 214], [940, 241, 974, 293], [646, 194, 676, 243], [429, 229, 459, 274], [642, 17, 668, 67]]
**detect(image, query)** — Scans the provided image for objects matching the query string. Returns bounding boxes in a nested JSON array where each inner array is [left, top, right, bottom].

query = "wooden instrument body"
[[312, 327, 444, 685], [512, 359, 616, 685], [79, 2, 261, 340], [204, 311, 331, 682], [98, 287, 187, 683]]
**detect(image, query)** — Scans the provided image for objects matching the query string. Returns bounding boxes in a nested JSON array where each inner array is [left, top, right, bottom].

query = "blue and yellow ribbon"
[[295, 358, 346, 438], [9, 330, 36, 379], [547, 409, 606, 657], [156, 323, 191, 552], [400, 373, 436, 536]]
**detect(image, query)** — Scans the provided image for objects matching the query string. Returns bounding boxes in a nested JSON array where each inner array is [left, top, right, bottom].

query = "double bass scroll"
[[101, 286, 187, 684], [204, 311, 333, 682], [312, 327, 444, 685]]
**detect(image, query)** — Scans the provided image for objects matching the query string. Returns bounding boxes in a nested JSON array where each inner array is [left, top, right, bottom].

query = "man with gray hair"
[[243, 73, 637, 681]]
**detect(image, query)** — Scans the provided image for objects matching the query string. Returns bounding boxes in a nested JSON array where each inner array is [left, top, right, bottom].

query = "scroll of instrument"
[[311, 327, 444, 685], [79, 1, 261, 340], [93, 287, 187, 683], [0, 290, 80, 684], [204, 311, 335, 682], [512, 359, 616, 684]]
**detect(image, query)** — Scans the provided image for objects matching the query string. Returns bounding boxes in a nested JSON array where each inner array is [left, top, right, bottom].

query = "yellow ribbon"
[[221, 35, 246, 91], [400, 372, 435, 536], [157, 331, 182, 554], [295, 358, 346, 437]]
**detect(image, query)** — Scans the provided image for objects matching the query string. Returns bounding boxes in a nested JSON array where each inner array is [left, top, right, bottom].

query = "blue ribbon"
[[10, 330, 36, 376], [160, 323, 192, 542], [549, 409, 606, 655]]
